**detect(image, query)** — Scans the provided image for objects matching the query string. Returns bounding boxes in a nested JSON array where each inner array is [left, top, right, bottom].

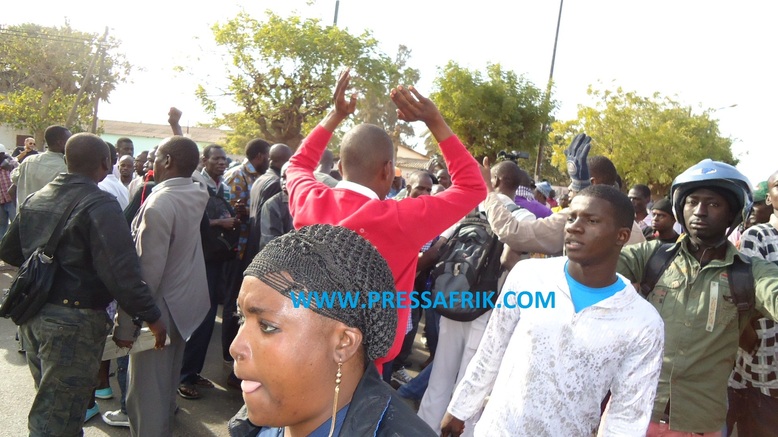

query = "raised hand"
[[390, 85, 440, 124], [565, 133, 592, 192], [168, 107, 182, 125], [391, 85, 453, 142], [321, 69, 357, 132], [333, 69, 357, 118], [168, 107, 183, 136], [481, 156, 495, 192]]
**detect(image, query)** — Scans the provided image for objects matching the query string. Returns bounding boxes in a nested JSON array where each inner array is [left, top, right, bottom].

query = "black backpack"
[[200, 185, 240, 262], [431, 211, 503, 322], [640, 242, 764, 353]]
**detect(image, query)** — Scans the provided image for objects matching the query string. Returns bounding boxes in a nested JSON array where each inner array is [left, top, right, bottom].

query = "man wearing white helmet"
[[618, 159, 778, 436]]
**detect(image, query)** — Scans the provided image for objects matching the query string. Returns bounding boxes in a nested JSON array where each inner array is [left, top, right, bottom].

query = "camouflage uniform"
[[21, 304, 111, 436]]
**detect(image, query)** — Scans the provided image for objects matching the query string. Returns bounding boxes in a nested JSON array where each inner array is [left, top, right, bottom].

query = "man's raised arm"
[[286, 70, 356, 218]]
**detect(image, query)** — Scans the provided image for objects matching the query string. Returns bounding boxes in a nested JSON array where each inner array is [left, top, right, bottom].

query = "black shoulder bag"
[[0, 192, 89, 325]]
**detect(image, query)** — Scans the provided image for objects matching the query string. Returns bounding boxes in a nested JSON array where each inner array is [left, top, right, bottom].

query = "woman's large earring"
[[327, 362, 343, 437]]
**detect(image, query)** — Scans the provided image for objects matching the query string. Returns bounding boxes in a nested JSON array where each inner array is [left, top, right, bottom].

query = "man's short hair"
[[339, 124, 393, 180], [202, 144, 223, 159], [163, 136, 201, 175], [106, 142, 118, 166], [576, 184, 635, 229], [245, 139, 270, 160], [408, 170, 433, 187], [65, 133, 109, 174], [631, 184, 651, 199], [492, 161, 523, 192], [587, 155, 619, 186], [44, 125, 70, 148], [318, 149, 335, 174]]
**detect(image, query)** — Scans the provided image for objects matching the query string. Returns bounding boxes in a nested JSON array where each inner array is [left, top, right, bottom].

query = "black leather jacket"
[[227, 365, 437, 437], [0, 173, 160, 322]]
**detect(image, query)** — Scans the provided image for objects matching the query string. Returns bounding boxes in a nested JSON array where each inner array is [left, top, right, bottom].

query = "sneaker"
[[392, 367, 413, 385], [102, 410, 129, 427], [94, 387, 113, 399], [85, 403, 100, 422]]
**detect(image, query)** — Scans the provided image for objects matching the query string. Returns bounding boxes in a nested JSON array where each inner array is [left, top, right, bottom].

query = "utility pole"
[[534, 0, 564, 181], [90, 28, 109, 133], [334, 0, 340, 26], [66, 27, 108, 129]]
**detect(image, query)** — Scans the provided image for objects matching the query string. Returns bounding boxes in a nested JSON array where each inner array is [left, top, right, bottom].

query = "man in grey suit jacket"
[[115, 136, 210, 436]]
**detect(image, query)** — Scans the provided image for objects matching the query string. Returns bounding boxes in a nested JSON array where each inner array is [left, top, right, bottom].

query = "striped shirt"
[[0, 157, 18, 204]]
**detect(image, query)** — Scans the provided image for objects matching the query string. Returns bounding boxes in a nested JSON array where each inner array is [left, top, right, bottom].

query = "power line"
[[0, 25, 99, 41], [0, 34, 101, 48], [0, 27, 104, 47]]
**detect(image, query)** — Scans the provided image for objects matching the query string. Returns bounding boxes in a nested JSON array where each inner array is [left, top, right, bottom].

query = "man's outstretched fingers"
[[333, 68, 351, 99], [408, 85, 427, 101], [392, 86, 422, 120]]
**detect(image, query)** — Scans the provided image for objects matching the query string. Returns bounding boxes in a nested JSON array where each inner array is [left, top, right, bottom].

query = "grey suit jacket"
[[117, 177, 210, 340]]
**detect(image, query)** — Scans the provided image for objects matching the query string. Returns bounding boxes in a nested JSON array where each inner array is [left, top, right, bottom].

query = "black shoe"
[[227, 372, 242, 390]]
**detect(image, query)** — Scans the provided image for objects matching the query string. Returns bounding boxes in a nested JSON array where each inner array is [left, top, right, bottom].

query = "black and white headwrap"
[[244, 224, 397, 361]]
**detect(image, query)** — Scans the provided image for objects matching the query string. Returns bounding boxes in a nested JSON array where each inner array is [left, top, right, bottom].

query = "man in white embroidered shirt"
[[441, 185, 664, 437]]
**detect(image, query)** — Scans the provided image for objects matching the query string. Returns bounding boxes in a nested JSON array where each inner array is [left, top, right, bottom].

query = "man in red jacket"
[[286, 69, 486, 374]]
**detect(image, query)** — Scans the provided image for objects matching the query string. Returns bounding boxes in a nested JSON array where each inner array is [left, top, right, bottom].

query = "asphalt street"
[[0, 261, 243, 437]]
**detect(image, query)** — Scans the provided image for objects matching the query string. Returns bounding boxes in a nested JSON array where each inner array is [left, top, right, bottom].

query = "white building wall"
[[0, 124, 31, 149]]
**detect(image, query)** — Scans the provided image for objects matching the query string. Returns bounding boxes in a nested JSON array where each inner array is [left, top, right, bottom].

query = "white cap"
[[0, 144, 6, 154]]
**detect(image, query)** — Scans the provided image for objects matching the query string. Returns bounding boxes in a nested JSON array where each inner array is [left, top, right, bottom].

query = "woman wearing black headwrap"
[[228, 224, 437, 437]]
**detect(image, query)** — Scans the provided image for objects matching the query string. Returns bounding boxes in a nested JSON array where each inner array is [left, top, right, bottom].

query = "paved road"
[[0, 262, 243, 437]]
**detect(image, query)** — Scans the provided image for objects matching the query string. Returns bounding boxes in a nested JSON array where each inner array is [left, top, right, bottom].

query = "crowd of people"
[[1, 68, 778, 437]]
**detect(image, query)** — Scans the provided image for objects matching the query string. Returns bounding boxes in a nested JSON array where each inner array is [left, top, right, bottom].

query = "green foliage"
[[550, 86, 736, 195], [428, 62, 548, 164], [0, 23, 130, 142], [202, 11, 419, 153], [354, 45, 420, 155], [0, 88, 94, 139]]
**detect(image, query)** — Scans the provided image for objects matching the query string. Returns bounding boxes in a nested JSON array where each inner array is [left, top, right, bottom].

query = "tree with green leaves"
[[0, 23, 131, 143], [199, 11, 419, 153], [427, 62, 548, 166], [549, 86, 736, 195]]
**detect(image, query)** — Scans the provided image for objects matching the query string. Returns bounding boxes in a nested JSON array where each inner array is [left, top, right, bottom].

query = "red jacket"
[[287, 125, 486, 368]]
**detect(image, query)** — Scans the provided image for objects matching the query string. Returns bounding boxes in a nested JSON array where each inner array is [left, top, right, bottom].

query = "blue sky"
[[6, 0, 777, 183]]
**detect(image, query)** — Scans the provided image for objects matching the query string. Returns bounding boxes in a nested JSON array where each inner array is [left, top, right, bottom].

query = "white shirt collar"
[[335, 180, 379, 200]]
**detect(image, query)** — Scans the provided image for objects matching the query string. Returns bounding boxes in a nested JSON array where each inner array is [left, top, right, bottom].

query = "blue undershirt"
[[564, 261, 624, 313]]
